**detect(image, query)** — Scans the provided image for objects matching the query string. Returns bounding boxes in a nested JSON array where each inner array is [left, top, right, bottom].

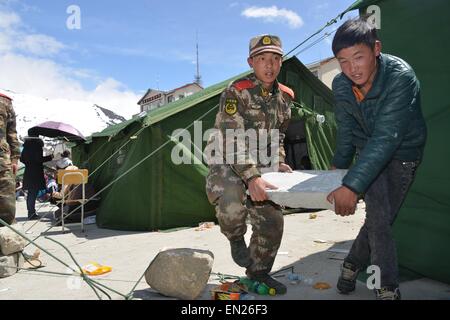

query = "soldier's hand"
[[248, 177, 278, 202], [278, 163, 293, 173], [327, 186, 357, 216], [330, 165, 337, 170]]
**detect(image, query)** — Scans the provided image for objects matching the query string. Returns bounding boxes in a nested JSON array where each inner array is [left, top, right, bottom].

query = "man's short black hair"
[[332, 17, 379, 56]]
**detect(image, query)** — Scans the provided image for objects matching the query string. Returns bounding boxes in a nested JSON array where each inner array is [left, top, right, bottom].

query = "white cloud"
[[0, 33, 13, 52], [0, 10, 140, 118], [242, 6, 304, 29], [0, 11, 65, 57], [17, 34, 66, 56], [0, 54, 140, 118], [0, 11, 21, 29]]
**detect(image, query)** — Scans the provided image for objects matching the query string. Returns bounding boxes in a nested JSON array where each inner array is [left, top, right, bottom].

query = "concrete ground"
[[0, 200, 449, 300]]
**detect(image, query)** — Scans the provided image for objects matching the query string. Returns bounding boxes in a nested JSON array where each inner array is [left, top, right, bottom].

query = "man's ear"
[[374, 40, 382, 57], [247, 57, 253, 68]]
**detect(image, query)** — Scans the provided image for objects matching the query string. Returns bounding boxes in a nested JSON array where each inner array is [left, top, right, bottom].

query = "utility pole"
[[194, 31, 202, 86]]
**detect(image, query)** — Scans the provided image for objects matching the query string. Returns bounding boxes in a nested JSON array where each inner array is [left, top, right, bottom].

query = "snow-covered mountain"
[[0, 89, 132, 140]]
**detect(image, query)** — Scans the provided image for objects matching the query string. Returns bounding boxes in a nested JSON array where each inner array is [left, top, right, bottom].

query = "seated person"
[[55, 150, 73, 170], [51, 165, 79, 202], [46, 173, 58, 193]]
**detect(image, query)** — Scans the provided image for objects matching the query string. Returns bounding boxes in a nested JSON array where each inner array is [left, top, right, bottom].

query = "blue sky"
[[0, 0, 358, 115]]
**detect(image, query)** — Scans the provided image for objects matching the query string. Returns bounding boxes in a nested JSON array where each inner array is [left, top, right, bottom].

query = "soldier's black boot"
[[230, 238, 252, 268], [337, 260, 361, 294]]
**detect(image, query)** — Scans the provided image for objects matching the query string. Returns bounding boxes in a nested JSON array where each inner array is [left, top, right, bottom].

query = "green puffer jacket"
[[332, 53, 427, 194]]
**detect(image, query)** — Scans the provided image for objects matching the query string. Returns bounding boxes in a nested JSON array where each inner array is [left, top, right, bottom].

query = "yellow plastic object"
[[313, 282, 332, 290], [82, 262, 112, 276]]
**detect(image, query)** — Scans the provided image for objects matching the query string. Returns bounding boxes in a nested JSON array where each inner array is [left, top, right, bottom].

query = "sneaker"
[[247, 272, 287, 295], [375, 286, 401, 300], [230, 238, 252, 268], [337, 261, 361, 294]]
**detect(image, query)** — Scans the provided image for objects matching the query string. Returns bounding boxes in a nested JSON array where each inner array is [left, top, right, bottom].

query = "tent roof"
[[345, 0, 380, 12]]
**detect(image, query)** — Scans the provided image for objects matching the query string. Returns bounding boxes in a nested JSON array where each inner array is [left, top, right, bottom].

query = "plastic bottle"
[[254, 282, 276, 295], [240, 293, 255, 300], [238, 277, 276, 296], [287, 272, 302, 282]]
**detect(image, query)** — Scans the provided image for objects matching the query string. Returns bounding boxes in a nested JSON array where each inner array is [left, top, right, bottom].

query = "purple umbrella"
[[28, 121, 86, 141]]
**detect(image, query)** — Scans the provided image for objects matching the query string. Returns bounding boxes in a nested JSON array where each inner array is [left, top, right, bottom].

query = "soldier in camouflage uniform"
[[205, 35, 295, 294], [0, 93, 20, 226]]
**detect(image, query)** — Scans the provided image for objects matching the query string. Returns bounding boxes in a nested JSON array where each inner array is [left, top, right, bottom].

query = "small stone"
[[0, 228, 27, 255], [0, 252, 24, 278]]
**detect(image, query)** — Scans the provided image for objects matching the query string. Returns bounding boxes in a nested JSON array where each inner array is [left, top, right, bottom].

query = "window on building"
[[168, 95, 173, 103]]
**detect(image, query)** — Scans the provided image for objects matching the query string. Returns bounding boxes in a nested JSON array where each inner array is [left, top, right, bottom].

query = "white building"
[[138, 83, 203, 113], [306, 57, 341, 89]]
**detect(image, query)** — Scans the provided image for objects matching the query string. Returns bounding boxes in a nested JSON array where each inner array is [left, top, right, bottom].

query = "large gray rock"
[[263, 170, 348, 210], [0, 227, 27, 255], [145, 248, 214, 300], [0, 252, 24, 278]]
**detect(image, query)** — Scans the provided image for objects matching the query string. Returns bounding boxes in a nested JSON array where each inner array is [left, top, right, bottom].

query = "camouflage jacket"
[[0, 93, 20, 170], [207, 73, 294, 183]]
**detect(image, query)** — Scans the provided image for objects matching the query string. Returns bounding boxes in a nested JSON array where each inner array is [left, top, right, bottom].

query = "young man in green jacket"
[[327, 18, 427, 300]]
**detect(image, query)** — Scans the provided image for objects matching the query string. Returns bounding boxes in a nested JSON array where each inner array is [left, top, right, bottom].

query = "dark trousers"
[[26, 188, 39, 217], [346, 159, 419, 287]]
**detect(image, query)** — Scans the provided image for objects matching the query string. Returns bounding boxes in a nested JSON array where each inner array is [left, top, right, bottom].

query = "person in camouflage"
[[205, 35, 295, 294], [0, 93, 20, 226]]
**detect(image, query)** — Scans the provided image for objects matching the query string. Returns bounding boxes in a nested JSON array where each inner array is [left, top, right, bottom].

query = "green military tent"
[[72, 56, 337, 232], [345, 0, 450, 284]]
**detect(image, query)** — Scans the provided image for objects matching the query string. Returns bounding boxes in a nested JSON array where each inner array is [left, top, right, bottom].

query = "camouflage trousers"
[[206, 165, 283, 275], [0, 169, 15, 225]]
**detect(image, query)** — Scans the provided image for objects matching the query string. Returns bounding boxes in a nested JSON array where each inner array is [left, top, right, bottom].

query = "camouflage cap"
[[249, 34, 283, 57]]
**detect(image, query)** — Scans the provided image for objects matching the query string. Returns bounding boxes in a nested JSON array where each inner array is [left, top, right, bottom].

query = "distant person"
[[50, 165, 99, 224], [20, 135, 53, 220], [0, 93, 20, 226], [51, 165, 79, 202], [15, 180, 25, 200], [46, 173, 58, 194], [36, 173, 58, 203], [56, 150, 73, 170], [327, 18, 427, 300]]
